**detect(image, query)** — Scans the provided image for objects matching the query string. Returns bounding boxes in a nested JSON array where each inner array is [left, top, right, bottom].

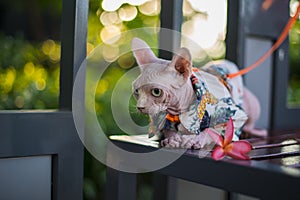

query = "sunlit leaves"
[[0, 35, 60, 109]]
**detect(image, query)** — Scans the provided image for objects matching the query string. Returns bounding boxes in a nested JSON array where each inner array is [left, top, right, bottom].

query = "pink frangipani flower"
[[206, 118, 252, 160]]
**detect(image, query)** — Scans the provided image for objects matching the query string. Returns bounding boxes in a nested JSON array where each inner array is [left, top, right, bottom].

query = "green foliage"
[[83, 150, 106, 200], [289, 20, 300, 106], [0, 34, 60, 109]]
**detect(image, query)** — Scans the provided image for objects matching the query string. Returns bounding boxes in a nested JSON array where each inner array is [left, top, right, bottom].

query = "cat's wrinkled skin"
[[132, 38, 266, 149], [242, 87, 267, 137], [132, 47, 195, 117]]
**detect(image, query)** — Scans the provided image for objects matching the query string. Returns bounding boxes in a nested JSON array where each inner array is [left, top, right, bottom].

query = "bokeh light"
[[42, 39, 61, 63], [100, 11, 121, 26], [100, 25, 121, 44], [96, 79, 109, 96], [15, 96, 25, 108], [138, 0, 160, 16], [24, 62, 35, 77], [102, 45, 120, 62], [118, 53, 135, 69], [118, 5, 138, 21], [291, 0, 300, 18], [182, 0, 227, 60], [102, 0, 150, 12], [2, 67, 16, 93]]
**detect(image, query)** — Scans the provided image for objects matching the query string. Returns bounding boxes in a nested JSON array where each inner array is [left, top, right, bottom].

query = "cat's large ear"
[[170, 47, 192, 80], [131, 38, 157, 66]]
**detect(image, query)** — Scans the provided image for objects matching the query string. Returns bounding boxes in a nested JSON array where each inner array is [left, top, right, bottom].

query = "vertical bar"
[[106, 167, 137, 200], [153, 174, 168, 200], [51, 114, 84, 200], [153, 173, 177, 200], [272, 40, 297, 130], [225, 2, 247, 198], [264, 0, 294, 130], [159, 0, 183, 59], [59, 0, 88, 110], [156, 1, 183, 198], [152, 175, 177, 200], [57, 0, 87, 199], [225, 0, 245, 67], [244, 37, 273, 129]]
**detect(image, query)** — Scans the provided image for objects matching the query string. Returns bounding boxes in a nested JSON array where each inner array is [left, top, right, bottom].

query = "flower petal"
[[231, 140, 252, 153], [211, 146, 226, 160], [226, 141, 252, 160], [224, 117, 234, 146], [205, 128, 224, 146]]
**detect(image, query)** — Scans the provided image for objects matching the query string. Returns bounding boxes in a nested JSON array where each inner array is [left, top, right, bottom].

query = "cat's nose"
[[137, 107, 146, 112]]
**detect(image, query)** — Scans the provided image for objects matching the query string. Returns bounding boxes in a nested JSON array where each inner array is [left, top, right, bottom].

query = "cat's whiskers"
[[129, 105, 142, 115]]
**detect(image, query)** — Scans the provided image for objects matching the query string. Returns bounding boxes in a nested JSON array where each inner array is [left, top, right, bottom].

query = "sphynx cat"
[[132, 38, 267, 149]]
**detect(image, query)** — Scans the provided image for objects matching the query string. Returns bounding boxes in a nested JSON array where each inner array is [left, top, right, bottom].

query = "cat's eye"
[[151, 88, 162, 97], [134, 89, 139, 96]]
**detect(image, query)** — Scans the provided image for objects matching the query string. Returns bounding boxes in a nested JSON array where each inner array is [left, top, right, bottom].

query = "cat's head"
[[131, 38, 195, 116]]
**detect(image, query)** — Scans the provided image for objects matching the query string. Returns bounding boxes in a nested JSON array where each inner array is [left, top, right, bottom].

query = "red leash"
[[227, 3, 300, 79]]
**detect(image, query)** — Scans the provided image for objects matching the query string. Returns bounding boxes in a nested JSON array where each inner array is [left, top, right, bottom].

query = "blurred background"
[[0, 0, 299, 199]]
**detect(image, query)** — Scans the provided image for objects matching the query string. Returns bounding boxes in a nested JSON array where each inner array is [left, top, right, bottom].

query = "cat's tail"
[[242, 87, 267, 137]]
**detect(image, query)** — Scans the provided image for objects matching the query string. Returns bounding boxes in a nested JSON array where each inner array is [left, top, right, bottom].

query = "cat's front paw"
[[181, 135, 209, 149], [161, 134, 201, 149], [161, 134, 182, 148], [161, 131, 214, 149]]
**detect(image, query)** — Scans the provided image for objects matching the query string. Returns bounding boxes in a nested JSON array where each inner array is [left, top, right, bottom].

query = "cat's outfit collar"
[[165, 114, 180, 123], [165, 68, 214, 124]]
